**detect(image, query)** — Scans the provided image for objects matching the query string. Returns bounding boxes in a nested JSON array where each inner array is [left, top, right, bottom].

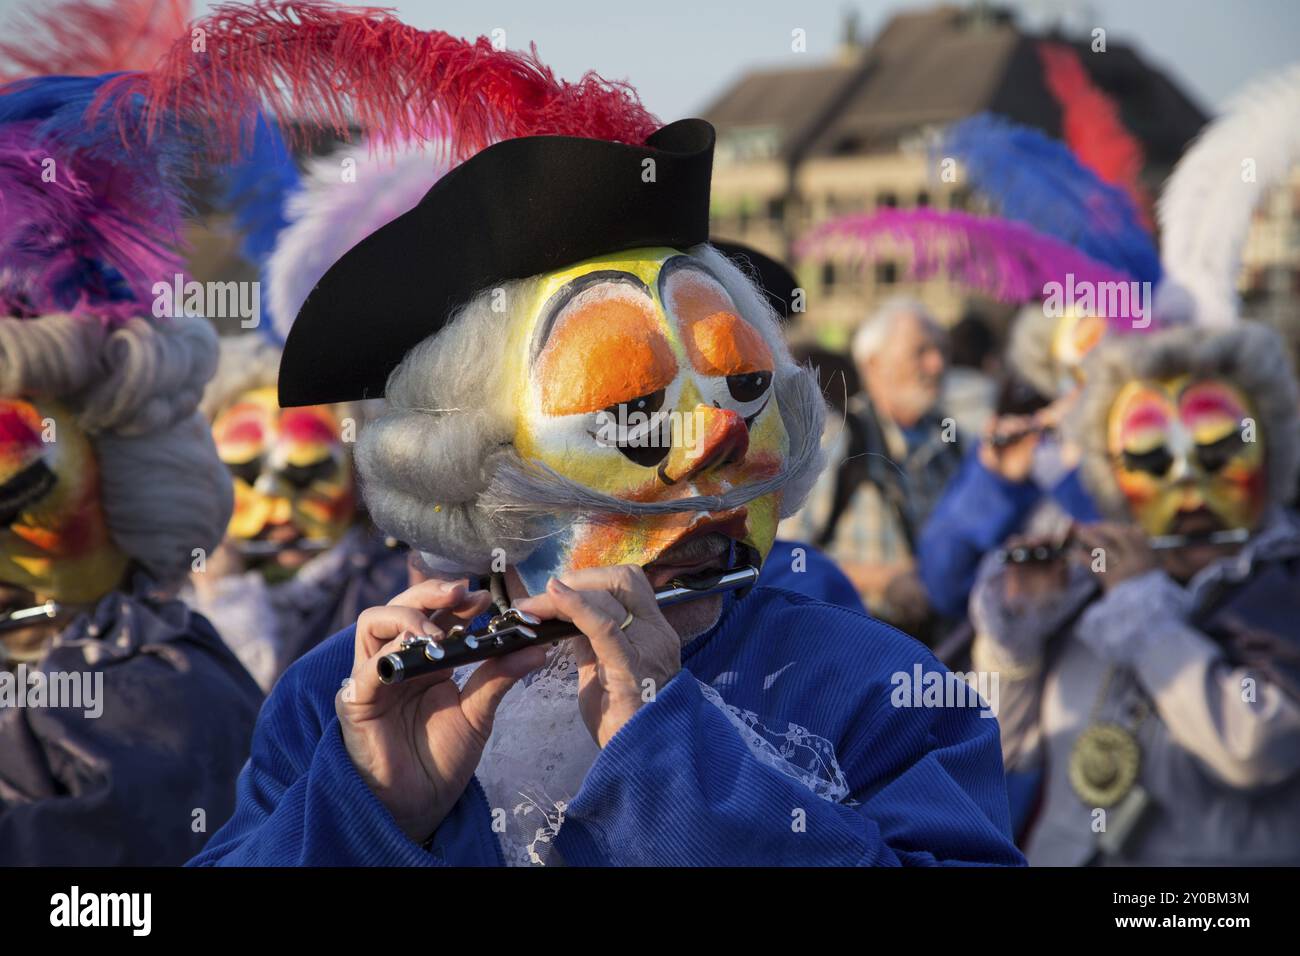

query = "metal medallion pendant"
[[1069, 722, 1140, 808]]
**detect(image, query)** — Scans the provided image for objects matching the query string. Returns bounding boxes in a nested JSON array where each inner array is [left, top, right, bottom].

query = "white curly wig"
[[0, 313, 233, 586], [1069, 321, 1300, 519], [1006, 303, 1062, 399], [356, 244, 828, 573], [198, 332, 285, 421]]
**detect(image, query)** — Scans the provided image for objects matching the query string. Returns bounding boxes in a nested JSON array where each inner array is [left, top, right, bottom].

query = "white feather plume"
[[1158, 63, 1300, 329], [265, 140, 450, 344]]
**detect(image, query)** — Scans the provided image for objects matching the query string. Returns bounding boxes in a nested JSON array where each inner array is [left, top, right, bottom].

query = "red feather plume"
[[0, 0, 192, 81], [1037, 41, 1153, 230], [96, 0, 660, 162]]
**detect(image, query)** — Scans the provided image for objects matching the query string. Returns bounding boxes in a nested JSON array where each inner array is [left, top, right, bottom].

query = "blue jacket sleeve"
[[1049, 467, 1101, 522], [189, 636, 499, 866], [917, 448, 1041, 619], [759, 540, 867, 614], [554, 668, 1025, 866], [188, 657, 443, 865]]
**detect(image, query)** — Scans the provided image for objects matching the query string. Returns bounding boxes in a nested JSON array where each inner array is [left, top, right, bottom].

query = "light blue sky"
[[3, 0, 1296, 118]]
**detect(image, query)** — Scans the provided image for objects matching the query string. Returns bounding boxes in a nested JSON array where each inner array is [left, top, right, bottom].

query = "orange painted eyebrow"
[[536, 284, 677, 416], [686, 311, 773, 377], [662, 265, 772, 376], [531, 271, 651, 363]]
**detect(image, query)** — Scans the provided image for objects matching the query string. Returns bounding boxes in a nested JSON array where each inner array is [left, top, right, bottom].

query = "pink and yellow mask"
[[0, 398, 128, 603], [212, 387, 356, 564], [1108, 376, 1267, 537], [510, 248, 788, 593]]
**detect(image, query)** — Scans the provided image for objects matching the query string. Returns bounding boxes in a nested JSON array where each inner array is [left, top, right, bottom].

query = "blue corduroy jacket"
[[191, 586, 1024, 866]]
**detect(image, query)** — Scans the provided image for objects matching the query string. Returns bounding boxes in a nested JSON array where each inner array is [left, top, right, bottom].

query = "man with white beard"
[[784, 299, 961, 637]]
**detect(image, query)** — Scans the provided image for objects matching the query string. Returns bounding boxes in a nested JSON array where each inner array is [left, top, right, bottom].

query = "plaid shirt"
[[780, 394, 963, 605]]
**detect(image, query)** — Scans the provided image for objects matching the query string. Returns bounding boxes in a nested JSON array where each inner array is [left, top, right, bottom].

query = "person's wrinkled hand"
[[1001, 531, 1070, 602], [1072, 522, 1158, 592], [979, 414, 1042, 482], [338, 579, 547, 842], [514, 565, 680, 748]]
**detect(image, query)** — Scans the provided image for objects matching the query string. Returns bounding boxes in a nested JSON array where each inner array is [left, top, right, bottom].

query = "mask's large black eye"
[[1196, 432, 1244, 473], [1121, 446, 1174, 477], [610, 390, 665, 418], [727, 371, 771, 404], [600, 390, 670, 467], [0, 460, 56, 528], [280, 457, 339, 490], [225, 457, 263, 486], [618, 442, 670, 467]]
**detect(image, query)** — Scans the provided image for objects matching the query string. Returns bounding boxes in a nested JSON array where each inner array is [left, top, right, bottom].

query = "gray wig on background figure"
[[356, 243, 828, 574], [1068, 321, 1300, 520], [0, 313, 233, 586]]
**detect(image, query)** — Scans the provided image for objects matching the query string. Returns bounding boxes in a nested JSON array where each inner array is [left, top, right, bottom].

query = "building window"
[[875, 261, 897, 285], [822, 261, 836, 291], [766, 197, 785, 222], [916, 190, 930, 207], [876, 191, 898, 209], [949, 188, 971, 211]]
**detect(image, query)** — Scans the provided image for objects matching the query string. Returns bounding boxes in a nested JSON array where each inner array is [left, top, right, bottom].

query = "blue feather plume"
[[218, 112, 300, 343], [941, 113, 1162, 285]]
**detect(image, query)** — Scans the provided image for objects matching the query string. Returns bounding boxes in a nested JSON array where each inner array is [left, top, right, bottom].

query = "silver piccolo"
[[233, 538, 334, 558], [377, 565, 761, 684], [997, 527, 1250, 565]]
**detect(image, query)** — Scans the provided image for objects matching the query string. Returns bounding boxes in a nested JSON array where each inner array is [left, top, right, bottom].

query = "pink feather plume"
[[798, 208, 1146, 327]]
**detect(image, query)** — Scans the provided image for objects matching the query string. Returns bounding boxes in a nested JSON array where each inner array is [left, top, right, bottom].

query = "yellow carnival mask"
[[1108, 376, 1266, 537], [212, 387, 356, 565], [510, 248, 788, 593], [1051, 308, 1108, 391], [0, 398, 128, 603]]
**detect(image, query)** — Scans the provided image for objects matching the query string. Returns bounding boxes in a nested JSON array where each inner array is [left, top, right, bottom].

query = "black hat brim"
[[278, 119, 796, 406]]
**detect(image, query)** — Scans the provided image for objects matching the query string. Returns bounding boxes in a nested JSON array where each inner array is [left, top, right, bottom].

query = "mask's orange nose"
[[659, 405, 749, 485]]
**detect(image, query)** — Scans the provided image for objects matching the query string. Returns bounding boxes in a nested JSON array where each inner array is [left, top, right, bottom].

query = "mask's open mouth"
[[642, 511, 749, 588], [1166, 507, 1226, 540], [234, 523, 331, 562]]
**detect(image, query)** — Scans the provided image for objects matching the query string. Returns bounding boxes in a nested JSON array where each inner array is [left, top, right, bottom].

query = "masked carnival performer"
[[188, 333, 409, 691], [0, 75, 262, 864], [111, 2, 1023, 867], [970, 320, 1300, 864]]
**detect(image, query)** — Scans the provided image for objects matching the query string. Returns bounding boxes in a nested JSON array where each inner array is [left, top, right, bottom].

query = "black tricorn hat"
[[277, 118, 798, 406]]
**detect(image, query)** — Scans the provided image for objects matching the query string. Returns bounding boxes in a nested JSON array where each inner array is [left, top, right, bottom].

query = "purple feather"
[[797, 209, 1147, 326], [0, 75, 189, 324]]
